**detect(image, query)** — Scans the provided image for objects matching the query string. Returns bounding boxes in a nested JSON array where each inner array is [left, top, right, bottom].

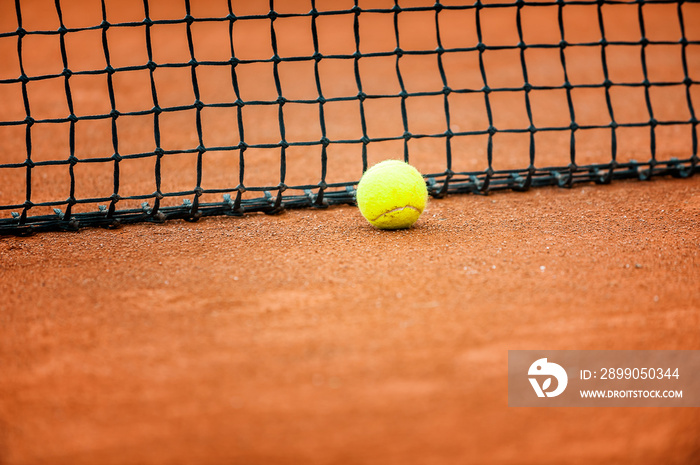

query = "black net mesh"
[[0, 0, 698, 234]]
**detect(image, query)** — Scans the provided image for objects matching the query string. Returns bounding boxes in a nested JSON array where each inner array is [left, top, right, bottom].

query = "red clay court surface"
[[1, 0, 699, 464], [1, 179, 699, 464]]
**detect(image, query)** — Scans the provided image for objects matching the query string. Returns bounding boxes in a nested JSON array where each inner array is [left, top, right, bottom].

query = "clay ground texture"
[[1, 179, 699, 464]]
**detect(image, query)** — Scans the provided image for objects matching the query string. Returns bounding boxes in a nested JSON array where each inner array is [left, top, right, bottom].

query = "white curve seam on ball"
[[370, 205, 421, 222]]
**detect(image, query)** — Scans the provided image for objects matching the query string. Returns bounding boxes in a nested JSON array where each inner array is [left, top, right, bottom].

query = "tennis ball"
[[356, 159, 428, 230]]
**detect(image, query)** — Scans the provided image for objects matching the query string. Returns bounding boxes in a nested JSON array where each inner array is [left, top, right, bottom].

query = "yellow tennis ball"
[[356, 159, 428, 229]]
